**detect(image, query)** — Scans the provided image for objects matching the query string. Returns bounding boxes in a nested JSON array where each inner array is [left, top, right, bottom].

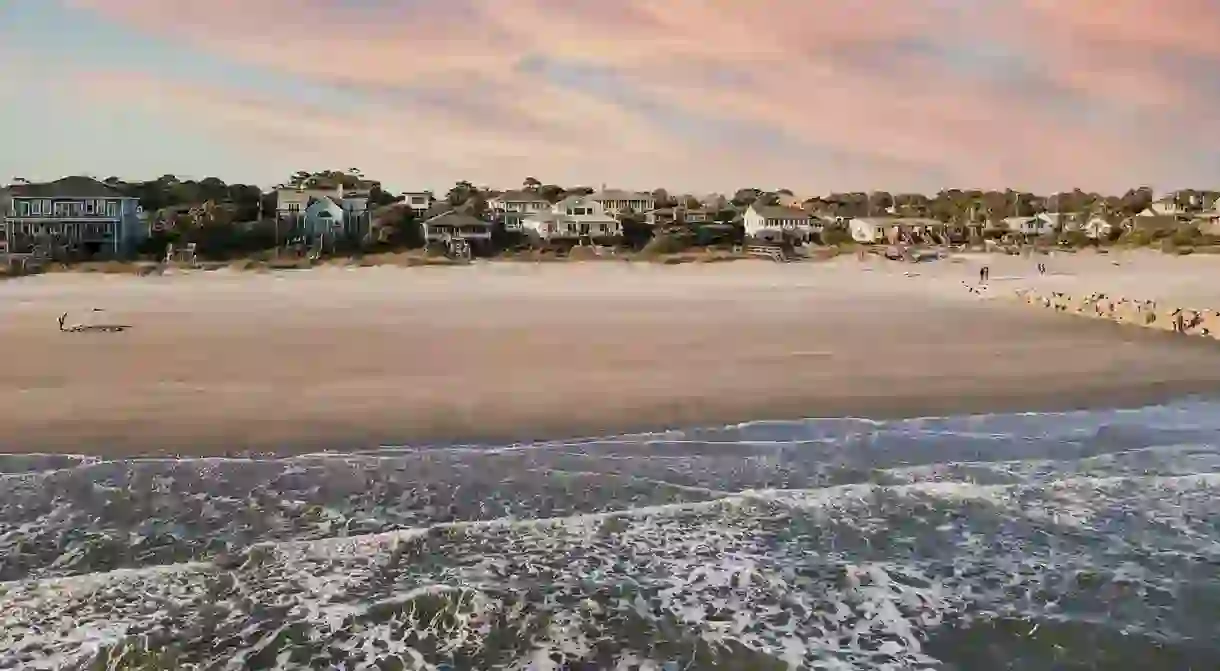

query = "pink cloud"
[[63, 0, 1220, 192]]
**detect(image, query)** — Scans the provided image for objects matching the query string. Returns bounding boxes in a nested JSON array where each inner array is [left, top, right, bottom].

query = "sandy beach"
[[2, 251, 1220, 456]]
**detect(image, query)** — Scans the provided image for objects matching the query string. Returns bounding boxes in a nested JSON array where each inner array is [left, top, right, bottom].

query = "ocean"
[[1, 399, 1218, 670]]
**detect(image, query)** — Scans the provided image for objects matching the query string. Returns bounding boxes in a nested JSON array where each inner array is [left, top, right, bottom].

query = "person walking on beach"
[[979, 266, 989, 283], [1037, 262, 1046, 275]]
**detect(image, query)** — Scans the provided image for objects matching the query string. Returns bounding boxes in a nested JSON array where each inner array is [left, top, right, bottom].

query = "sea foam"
[[1, 400, 1218, 669]]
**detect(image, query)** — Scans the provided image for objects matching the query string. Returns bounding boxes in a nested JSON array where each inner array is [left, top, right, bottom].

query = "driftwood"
[[58, 311, 131, 333]]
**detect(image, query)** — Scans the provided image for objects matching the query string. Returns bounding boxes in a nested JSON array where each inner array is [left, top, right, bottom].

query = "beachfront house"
[[522, 194, 622, 243], [2, 176, 145, 257], [1143, 192, 1203, 217], [849, 217, 887, 243], [419, 210, 493, 247], [1001, 215, 1055, 236], [487, 190, 551, 232], [847, 216, 946, 244], [402, 191, 434, 213], [645, 207, 718, 227], [743, 204, 818, 243], [276, 184, 370, 241], [1191, 209, 1220, 234], [588, 189, 655, 217], [1083, 215, 1116, 239]]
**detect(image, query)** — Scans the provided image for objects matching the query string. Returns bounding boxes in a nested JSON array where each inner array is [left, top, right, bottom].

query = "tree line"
[[22, 169, 1213, 260]]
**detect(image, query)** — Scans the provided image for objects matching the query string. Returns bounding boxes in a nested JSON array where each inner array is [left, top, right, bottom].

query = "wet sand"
[[2, 255, 1220, 456]]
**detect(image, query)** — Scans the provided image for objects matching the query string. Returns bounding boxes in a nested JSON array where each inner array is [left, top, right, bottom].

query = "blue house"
[[303, 195, 347, 238], [275, 186, 369, 243], [2, 176, 145, 257]]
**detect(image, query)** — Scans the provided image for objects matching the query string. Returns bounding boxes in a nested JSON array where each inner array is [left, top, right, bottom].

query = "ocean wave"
[[1, 400, 1218, 669]]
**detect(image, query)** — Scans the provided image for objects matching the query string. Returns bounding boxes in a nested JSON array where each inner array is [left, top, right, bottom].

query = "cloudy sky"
[[2, 0, 1217, 194]]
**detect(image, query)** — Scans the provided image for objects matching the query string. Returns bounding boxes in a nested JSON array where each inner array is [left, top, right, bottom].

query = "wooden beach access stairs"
[[745, 244, 792, 262]]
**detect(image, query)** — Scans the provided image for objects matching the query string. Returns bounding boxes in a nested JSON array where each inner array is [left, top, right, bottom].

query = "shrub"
[[1057, 230, 1091, 248], [639, 233, 690, 256], [820, 227, 852, 246]]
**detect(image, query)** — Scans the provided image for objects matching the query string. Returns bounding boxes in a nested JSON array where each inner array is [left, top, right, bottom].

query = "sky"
[[2, 0, 1218, 195]]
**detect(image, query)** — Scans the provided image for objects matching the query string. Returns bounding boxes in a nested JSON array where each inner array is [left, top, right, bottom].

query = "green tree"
[[731, 188, 761, 207], [539, 184, 566, 202], [447, 180, 476, 205]]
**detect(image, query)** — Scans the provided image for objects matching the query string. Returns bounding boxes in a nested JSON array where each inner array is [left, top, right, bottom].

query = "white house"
[[487, 190, 551, 214], [1083, 215, 1115, 239], [487, 190, 552, 231], [1001, 215, 1056, 236], [401, 191, 434, 213], [849, 217, 887, 243], [743, 204, 817, 243], [522, 194, 621, 242], [1141, 193, 1193, 217], [848, 216, 944, 244], [1037, 212, 1069, 232], [588, 189, 654, 217], [420, 210, 493, 243]]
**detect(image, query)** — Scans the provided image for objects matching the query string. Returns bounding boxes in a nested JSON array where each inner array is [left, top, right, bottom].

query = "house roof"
[[555, 194, 598, 209], [424, 210, 490, 227], [493, 189, 549, 202], [8, 176, 127, 198], [307, 195, 343, 208], [851, 217, 893, 226], [751, 205, 810, 220], [589, 189, 652, 201]]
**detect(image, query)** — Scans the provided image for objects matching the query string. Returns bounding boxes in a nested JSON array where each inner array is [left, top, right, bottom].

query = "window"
[[106, 201, 118, 217], [85, 200, 95, 214], [42, 200, 51, 213], [17, 201, 28, 216]]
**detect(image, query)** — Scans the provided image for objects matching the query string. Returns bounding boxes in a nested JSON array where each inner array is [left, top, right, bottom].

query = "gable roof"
[[9, 176, 127, 198], [751, 205, 810, 220], [493, 189, 550, 202], [555, 194, 598, 209], [589, 189, 651, 201], [306, 195, 343, 211], [424, 210, 491, 227]]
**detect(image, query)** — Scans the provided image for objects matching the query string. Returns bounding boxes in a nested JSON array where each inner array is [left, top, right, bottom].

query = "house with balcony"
[[276, 184, 370, 241], [401, 191, 434, 213], [522, 194, 622, 244], [645, 207, 721, 227], [742, 204, 819, 243], [420, 210, 493, 249], [2, 176, 145, 257], [588, 189, 655, 217], [1000, 215, 1057, 237], [487, 190, 551, 231]]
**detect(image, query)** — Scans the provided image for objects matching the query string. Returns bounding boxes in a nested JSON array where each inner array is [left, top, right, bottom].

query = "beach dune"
[[2, 256, 1220, 456]]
